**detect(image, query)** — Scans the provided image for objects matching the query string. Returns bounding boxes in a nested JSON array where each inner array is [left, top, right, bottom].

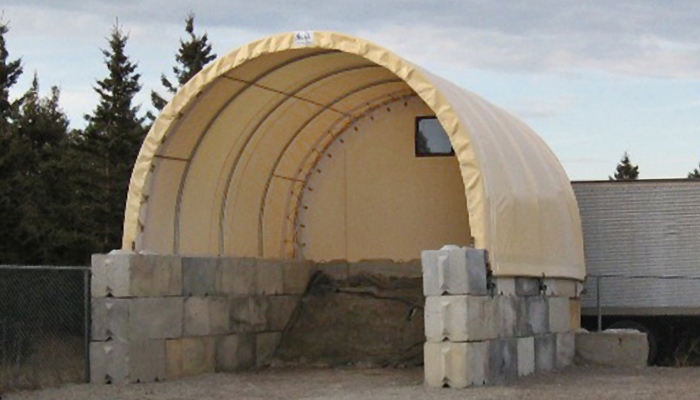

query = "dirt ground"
[[5, 366, 700, 400]]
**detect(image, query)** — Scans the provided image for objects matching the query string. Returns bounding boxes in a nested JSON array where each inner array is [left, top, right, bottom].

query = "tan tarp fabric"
[[122, 31, 585, 280]]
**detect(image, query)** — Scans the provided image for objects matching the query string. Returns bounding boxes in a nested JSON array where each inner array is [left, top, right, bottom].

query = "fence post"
[[596, 275, 602, 332], [83, 268, 91, 383]]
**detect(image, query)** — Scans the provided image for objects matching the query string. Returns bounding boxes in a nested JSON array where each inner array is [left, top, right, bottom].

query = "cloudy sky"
[[3, 0, 700, 180]]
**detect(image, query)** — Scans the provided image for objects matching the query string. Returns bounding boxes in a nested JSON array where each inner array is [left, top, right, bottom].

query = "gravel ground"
[[5, 366, 700, 400]]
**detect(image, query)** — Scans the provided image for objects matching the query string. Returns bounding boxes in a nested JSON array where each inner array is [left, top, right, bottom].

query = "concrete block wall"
[[422, 246, 582, 388], [90, 253, 311, 384]]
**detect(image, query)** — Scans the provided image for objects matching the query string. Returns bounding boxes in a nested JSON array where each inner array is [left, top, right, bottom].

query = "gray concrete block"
[[166, 337, 216, 379], [267, 295, 300, 331], [488, 338, 518, 383], [544, 278, 577, 298], [217, 257, 257, 295], [184, 297, 229, 337], [494, 277, 516, 296], [498, 296, 519, 338], [90, 341, 128, 384], [424, 295, 498, 342], [526, 297, 549, 335], [257, 331, 282, 367], [91, 254, 108, 297], [256, 259, 284, 295], [216, 334, 256, 372], [575, 330, 648, 367], [129, 297, 183, 340], [515, 297, 532, 337], [182, 257, 218, 296], [349, 259, 423, 279], [282, 259, 313, 294], [515, 277, 541, 297], [107, 254, 183, 298], [92, 297, 129, 342], [422, 246, 488, 296], [549, 297, 571, 333], [229, 296, 268, 333], [535, 334, 556, 372], [556, 332, 575, 368], [312, 260, 349, 281], [128, 340, 167, 383], [517, 336, 535, 376], [424, 341, 489, 388]]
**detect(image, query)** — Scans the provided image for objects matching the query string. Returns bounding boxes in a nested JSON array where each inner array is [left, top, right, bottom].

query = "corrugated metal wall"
[[573, 180, 700, 312]]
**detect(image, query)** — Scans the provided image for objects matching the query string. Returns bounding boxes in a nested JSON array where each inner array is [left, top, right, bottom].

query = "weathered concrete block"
[[494, 277, 516, 297], [425, 295, 498, 342], [92, 297, 129, 342], [515, 277, 540, 297], [128, 340, 167, 383], [184, 297, 228, 336], [312, 260, 349, 281], [256, 331, 282, 367], [282, 259, 313, 294], [526, 297, 549, 334], [229, 296, 268, 333], [90, 341, 127, 384], [534, 334, 556, 372], [422, 246, 488, 296], [91, 254, 109, 297], [517, 337, 535, 377], [498, 296, 519, 338], [515, 298, 531, 337], [216, 334, 256, 372], [548, 297, 571, 333], [575, 330, 648, 367], [569, 299, 581, 331], [108, 253, 182, 298], [349, 259, 423, 279], [129, 297, 183, 340], [267, 295, 300, 331], [489, 338, 518, 383], [556, 332, 575, 368], [256, 259, 284, 295], [166, 337, 216, 379], [544, 278, 577, 298], [182, 257, 218, 296], [424, 341, 489, 388], [217, 257, 256, 295]]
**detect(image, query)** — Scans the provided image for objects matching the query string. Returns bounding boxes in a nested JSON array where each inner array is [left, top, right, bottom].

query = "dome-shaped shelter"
[[122, 31, 585, 280]]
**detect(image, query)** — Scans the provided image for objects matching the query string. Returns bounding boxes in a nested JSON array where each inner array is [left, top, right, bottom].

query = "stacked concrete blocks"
[[90, 253, 312, 384], [422, 246, 582, 388]]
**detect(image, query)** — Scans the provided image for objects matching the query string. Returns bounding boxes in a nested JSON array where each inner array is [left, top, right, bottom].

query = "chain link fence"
[[581, 274, 700, 367], [0, 265, 90, 392]]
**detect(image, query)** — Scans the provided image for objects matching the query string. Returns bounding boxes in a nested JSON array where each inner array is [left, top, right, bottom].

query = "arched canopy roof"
[[122, 31, 585, 280]]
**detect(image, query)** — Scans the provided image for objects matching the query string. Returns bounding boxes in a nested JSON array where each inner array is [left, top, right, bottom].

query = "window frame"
[[414, 116, 455, 157]]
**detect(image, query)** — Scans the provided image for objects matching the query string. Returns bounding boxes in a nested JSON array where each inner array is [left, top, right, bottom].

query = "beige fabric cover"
[[122, 31, 585, 280]]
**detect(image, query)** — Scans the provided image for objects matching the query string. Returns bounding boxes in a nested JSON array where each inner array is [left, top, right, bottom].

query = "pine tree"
[[150, 12, 216, 116], [0, 20, 22, 123], [609, 152, 639, 181], [79, 23, 147, 253], [689, 163, 700, 179]]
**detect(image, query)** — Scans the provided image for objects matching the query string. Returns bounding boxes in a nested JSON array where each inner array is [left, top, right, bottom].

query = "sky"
[[3, 0, 700, 180]]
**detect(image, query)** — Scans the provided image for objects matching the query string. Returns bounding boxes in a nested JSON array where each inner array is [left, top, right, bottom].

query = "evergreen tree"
[[0, 20, 22, 123], [689, 163, 700, 179], [78, 23, 146, 253], [609, 152, 639, 181], [150, 12, 216, 116]]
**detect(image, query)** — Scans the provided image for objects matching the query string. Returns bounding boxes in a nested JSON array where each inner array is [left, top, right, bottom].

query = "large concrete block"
[[575, 330, 648, 367], [256, 259, 284, 295], [498, 296, 519, 338], [256, 331, 282, 367], [556, 332, 575, 368], [216, 334, 256, 372], [91, 254, 109, 297], [515, 277, 541, 297], [217, 257, 257, 295], [526, 297, 549, 335], [422, 246, 488, 296], [349, 259, 423, 279], [544, 278, 577, 298], [548, 297, 571, 334], [534, 334, 556, 372], [184, 297, 228, 336], [128, 340, 167, 383], [182, 257, 218, 296], [282, 260, 313, 294], [312, 260, 349, 281], [424, 341, 489, 388], [166, 337, 216, 379], [569, 299, 581, 331], [267, 295, 300, 331], [494, 277, 516, 297], [488, 338, 518, 383], [425, 295, 498, 342], [516, 337, 535, 377], [92, 297, 129, 342], [108, 253, 182, 298], [90, 340, 166, 384], [229, 296, 268, 333], [129, 297, 183, 340]]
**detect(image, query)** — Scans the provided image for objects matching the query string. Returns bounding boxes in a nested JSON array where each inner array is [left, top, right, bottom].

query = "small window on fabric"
[[415, 117, 454, 157]]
